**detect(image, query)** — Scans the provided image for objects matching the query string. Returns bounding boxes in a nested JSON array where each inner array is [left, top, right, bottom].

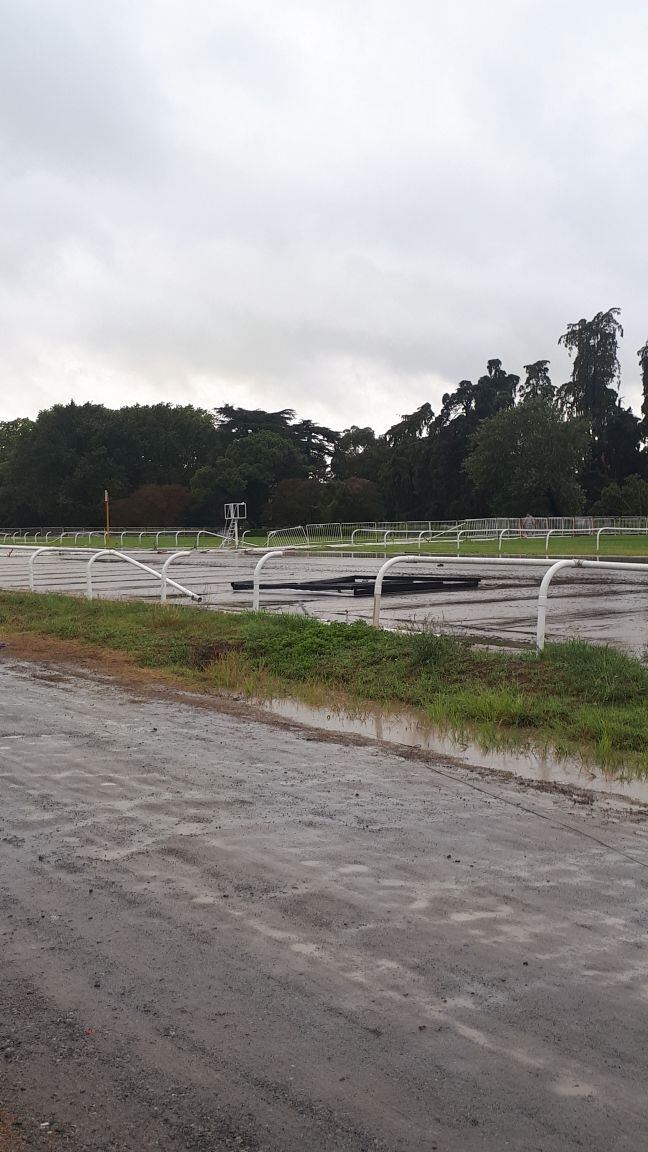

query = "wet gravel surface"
[[2, 658, 648, 1150]]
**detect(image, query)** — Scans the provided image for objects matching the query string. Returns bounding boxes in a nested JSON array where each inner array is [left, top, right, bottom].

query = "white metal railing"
[[368, 555, 557, 627], [536, 559, 648, 649], [5, 517, 648, 553], [85, 550, 200, 600], [369, 552, 648, 650], [596, 525, 648, 556], [369, 554, 547, 629], [0, 526, 232, 550], [350, 527, 385, 546], [266, 526, 308, 548], [0, 545, 200, 603], [252, 549, 286, 610], [25, 546, 95, 590], [160, 551, 193, 601], [8, 541, 648, 650]]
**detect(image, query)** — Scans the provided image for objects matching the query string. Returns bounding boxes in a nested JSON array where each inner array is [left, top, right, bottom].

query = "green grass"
[[1, 591, 648, 775]]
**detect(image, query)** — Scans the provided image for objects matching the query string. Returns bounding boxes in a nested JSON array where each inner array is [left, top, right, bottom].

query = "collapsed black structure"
[[231, 574, 481, 597]]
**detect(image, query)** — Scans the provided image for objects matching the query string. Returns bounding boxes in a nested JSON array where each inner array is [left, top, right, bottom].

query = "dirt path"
[[2, 657, 648, 1150]]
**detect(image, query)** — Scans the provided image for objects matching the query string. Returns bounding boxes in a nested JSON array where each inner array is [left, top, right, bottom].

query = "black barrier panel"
[[231, 574, 481, 597]]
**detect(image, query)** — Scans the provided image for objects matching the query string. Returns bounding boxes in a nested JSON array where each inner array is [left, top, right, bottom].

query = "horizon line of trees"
[[2, 306, 648, 528]]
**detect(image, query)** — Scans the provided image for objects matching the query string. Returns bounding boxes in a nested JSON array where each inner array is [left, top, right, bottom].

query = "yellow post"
[[104, 490, 111, 549]]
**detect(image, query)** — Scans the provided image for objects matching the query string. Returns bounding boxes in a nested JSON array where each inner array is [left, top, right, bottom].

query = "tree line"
[[2, 307, 648, 528]]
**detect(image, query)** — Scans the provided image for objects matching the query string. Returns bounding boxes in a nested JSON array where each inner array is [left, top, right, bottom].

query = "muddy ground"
[[1, 655, 648, 1150]]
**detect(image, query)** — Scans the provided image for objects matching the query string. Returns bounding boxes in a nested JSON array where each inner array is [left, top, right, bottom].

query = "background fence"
[[266, 516, 648, 548], [3, 516, 648, 551]]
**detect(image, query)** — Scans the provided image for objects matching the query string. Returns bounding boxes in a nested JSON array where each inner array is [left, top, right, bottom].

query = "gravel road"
[[1, 658, 648, 1150]]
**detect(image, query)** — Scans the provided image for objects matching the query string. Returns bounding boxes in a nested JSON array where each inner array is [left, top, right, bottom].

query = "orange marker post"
[[104, 490, 111, 549]]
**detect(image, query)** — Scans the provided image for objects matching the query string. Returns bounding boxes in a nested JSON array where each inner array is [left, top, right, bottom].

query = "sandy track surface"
[[1, 657, 648, 1150]]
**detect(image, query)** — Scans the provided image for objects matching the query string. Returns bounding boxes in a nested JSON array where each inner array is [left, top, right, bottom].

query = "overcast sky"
[[1, 0, 647, 432]]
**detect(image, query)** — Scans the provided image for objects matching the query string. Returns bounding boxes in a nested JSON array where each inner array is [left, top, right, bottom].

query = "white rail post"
[[498, 527, 508, 556], [160, 551, 191, 602], [28, 547, 49, 591], [372, 555, 417, 628], [536, 559, 578, 651], [86, 549, 112, 599], [252, 550, 285, 611], [596, 525, 613, 559], [175, 530, 181, 546], [545, 528, 557, 558], [456, 530, 464, 556]]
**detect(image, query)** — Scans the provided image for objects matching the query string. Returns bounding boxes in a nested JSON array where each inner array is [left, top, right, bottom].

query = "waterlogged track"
[[2, 660, 648, 1151], [2, 548, 648, 652]]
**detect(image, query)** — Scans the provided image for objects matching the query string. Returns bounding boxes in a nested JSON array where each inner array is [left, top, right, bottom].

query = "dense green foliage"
[[2, 591, 648, 772], [1, 307, 647, 526]]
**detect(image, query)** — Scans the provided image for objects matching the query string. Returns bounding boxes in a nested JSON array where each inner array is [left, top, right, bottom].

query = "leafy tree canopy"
[[1, 307, 646, 528], [464, 398, 587, 517], [558, 308, 623, 431]]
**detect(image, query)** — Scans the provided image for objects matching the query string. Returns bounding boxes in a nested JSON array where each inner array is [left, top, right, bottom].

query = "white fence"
[[247, 549, 648, 651], [3, 542, 648, 654], [5, 516, 648, 552], [0, 545, 201, 603], [0, 526, 229, 549], [266, 516, 648, 549]]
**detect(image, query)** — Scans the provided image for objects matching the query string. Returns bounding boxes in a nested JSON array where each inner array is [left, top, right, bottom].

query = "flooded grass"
[[1, 591, 648, 775]]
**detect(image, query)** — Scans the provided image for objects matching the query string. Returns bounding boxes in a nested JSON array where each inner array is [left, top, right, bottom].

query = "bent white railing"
[[85, 550, 201, 602], [1, 546, 198, 608], [0, 544, 201, 604]]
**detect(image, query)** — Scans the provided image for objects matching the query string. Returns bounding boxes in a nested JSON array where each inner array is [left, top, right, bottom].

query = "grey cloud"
[[0, 0, 647, 431]]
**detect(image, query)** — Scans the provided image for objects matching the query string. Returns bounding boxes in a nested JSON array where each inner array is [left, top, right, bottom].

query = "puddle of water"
[[256, 696, 648, 806]]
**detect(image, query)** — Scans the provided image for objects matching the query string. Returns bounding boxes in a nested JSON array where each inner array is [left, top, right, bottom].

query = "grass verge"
[[1, 591, 647, 775]]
